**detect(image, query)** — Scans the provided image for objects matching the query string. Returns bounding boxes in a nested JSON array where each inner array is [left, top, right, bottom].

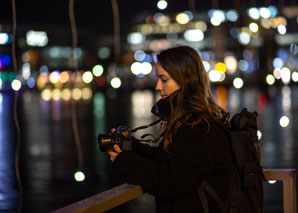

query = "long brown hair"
[[157, 45, 223, 151]]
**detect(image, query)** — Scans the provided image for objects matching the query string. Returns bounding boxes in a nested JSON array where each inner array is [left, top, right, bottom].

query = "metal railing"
[[263, 169, 296, 213], [52, 169, 296, 213]]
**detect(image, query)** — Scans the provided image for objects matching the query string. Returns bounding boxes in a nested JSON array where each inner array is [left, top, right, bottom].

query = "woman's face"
[[155, 62, 180, 99]]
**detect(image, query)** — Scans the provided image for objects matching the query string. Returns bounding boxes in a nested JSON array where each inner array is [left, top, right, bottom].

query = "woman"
[[107, 45, 235, 212]]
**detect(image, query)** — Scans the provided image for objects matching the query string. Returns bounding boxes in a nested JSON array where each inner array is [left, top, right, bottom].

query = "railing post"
[[263, 169, 297, 213]]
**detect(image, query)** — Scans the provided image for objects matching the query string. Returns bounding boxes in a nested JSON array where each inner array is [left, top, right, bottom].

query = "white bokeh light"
[[74, 171, 85, 182], [157, 0, 167, 10], [257, 130, 262, 140], [127, 32, 145, 45], [292, 71, 298, 82], [279, 116, 290, 127], [208, 70, 221, 82], [11, 79, 22, 91], [82, 71, 93, 84], [266, 74, 275, 85], [111, 77, 121, 89], [233, 78, 244, 89], [184, 29, 204, 42]]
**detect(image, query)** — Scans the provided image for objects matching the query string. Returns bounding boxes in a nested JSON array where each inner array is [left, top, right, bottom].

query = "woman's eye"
[[161, 79, 168, 83]]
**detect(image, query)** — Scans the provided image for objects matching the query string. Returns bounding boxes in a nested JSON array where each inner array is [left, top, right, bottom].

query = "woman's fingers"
[[107, 150, 118, 162], [113, 145, 122, 153], [107, 145, 122, 162]]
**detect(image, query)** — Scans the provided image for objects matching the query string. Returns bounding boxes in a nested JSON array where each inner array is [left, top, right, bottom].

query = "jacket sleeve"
[[131, 139, 159, 161], [112, 124, 213, 200]]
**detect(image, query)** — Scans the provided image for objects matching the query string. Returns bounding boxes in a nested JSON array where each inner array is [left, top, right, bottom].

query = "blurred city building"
[[0, 1, 297, 97]]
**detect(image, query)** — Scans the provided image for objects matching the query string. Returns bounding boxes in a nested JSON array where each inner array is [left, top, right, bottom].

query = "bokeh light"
[[60, 71, 70, 83], [82, 71, 93, 84], [127, 32, 145, 45], [11, 79, 22, 91], [74, 171, 85, 182], [277, 25, 287, 35], [259, 7, 271, 19], [62, 88, 72, 101], [0, 33, 9, 45], [49, 71, 60, 84], [215, 62, 226, 74], [279, 116, 289, 127], [111, 77, 121, 89], [176, 12, 190, 24], [82, 87, 93, 100], [249, 23, 259, 33], [134, 50, 146, 61], [72, 88, 82, 100], [22, 63, 31, 80], [292, 71, 298, 82], [52, 89, 61, 101], [41, 89, 51, 101], [233, 78, 244, 89], [27, 77, 36, 88], [92, 65, 104, 77], [281, 67, 291, 84], [238, 32, 251, 45], [247, 8, 260, 20], [208, 70, 221, 82], [266, 74, 275, 85], [97, 47, 111, 59], [226, 10, 239, 22], [184, 29, 204, 42], [157, 0, 167, 10], [224, 56, 237, 74], [257, 130, 262, 140]]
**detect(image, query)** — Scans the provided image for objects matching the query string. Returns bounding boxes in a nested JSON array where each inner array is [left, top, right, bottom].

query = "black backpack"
[[197, 108, 264, 213]]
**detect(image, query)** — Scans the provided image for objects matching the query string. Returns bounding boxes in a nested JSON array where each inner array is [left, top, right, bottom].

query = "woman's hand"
[[107, 144, 122, 162]]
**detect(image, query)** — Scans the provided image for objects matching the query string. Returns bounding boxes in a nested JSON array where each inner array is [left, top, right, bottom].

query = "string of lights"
[[69, 0, 84, 182], [11, 0, 23, 212]]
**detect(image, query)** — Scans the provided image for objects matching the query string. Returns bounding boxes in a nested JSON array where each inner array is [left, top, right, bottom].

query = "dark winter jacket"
[[112, 118, 235, 212]]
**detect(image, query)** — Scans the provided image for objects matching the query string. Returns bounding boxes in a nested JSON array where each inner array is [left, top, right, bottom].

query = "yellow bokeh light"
[[49, 71, 60, 84], [62, 88, 72, 101], [195, 21, 207, 32], [215, 62, 227, 74], [176, 13, 190, 25], [41, 89, 51, 101], [60, 71, 70, 83], [82, 87, 92, 100], [72, 88, 82, 100], [261, 19, 271, 29], [52, 89, 61, 101]]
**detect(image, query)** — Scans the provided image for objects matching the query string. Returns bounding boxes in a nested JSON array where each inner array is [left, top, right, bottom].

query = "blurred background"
[[0, 0, 297, 212]]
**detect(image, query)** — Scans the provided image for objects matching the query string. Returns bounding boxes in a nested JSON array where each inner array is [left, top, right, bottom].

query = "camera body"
[[98, 126, 132, 152]]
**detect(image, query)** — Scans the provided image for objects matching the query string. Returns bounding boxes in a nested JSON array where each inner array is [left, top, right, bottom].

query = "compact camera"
[[98, 126, 133, 152]]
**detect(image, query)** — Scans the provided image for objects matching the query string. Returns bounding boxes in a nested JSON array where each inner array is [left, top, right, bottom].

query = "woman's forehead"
[[156, 63, 170, 76]]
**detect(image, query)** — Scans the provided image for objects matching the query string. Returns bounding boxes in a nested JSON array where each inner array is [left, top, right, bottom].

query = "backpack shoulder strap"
[[197, 180, 231, 213]]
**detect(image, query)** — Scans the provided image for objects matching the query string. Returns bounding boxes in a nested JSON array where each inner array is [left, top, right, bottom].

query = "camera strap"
[[129, 119, 162, 143], [130, 119, 161, 133]]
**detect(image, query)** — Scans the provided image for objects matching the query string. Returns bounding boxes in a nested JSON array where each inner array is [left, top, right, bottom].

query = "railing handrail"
[[52, 168, 296, 213], [51, 183, 143, 213]]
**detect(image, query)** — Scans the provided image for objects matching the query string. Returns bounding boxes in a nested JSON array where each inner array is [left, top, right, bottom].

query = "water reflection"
[[0, 92, 19, 211], [0, 86, 297, 212]]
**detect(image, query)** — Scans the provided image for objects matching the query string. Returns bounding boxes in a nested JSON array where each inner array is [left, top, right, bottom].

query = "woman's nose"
[[155, 80, 162, 92]]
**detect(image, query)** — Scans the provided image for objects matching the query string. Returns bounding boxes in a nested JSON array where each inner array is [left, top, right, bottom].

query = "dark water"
[[0, 86, 297, 212]]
